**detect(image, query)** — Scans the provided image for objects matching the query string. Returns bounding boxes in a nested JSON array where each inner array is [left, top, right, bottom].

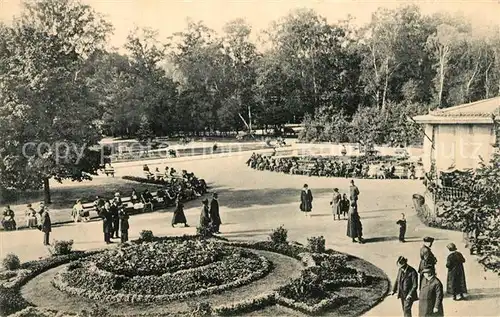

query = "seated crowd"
[[246, 153, 422, 179], [2, 165, 207, 230]]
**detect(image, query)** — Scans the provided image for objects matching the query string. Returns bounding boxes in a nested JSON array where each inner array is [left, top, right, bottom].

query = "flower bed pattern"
[[52, 240, 272, 303]]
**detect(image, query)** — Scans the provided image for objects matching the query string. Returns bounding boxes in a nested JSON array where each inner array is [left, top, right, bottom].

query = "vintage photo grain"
[[0, 0, 499, 316]]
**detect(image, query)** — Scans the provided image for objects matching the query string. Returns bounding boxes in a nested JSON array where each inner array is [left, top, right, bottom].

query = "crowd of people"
[[301, 180, 468, 317], [246, 153, 423, 179]]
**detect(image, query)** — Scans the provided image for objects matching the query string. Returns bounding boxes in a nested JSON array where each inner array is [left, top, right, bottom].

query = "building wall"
[[428, 123, 495, 172]]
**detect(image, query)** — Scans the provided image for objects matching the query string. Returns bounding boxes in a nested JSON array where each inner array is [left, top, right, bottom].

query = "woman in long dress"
[[446, 243, 467, 300], [330, 188, 342, 220], [199, 199, 211, 228], [346, 202, 364, 243], [300, 184, 313, 216], [172, 200, 189, 227]]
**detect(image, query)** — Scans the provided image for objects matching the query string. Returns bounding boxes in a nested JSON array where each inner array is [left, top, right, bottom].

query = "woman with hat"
[[419, 236, 437, 288], [199, 198, 211, 229], [172, 198, 189, 228], [419, 266, 444, 317], [299, 184, 313, 216], [445, 243, 467, 301]]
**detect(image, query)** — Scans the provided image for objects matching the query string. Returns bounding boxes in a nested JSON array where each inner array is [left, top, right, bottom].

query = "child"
[[341, 194, 350, 219], [119, 208, 130, 243], [396, 213, 406, 242]]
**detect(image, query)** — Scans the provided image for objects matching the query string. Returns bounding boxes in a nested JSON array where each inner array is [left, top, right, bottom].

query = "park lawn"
[[1, 177, 163, 228]]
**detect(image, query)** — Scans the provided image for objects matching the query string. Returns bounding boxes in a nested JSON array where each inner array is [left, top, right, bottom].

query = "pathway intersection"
[[0, 155, 498, 316]]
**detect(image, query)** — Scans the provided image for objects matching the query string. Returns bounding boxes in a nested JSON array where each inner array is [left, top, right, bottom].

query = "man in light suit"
[[392, 256, 419, 317]]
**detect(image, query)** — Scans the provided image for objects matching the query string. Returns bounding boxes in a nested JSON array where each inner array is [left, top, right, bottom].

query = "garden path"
[[1, 155, 499, 316]]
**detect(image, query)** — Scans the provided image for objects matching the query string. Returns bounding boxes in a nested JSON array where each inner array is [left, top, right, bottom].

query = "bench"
[[104, 167, 115, 177]]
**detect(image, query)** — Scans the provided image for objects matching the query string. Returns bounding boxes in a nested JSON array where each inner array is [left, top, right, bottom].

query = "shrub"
[[80, 304, 109, 317], [2, 253, 21, 270], [0, 285, 30, 316], [139, 230, 154, 242], [307, 236, 326, 253], [269, 225, 288, 244], [189, 302, 212, 317], [50, 240, 74, 256], [196, 225, 213, 238]]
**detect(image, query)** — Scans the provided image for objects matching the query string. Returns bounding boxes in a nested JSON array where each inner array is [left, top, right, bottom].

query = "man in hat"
[[419, 237, 437, 289], [330, 188, 342, 220], [209, 193, 221, 233], [392, 256, 418, 317], [445, 242, 467, 301], [419, 267, 444, 317], [199, 198, 211, 229], [349, 180, 360, 206]]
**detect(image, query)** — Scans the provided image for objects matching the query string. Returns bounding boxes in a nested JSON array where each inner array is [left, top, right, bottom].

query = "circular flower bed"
[[52, 239, 272, 303]]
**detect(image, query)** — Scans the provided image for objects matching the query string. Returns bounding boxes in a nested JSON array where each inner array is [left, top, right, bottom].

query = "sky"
[[1, 0, 500, 50]]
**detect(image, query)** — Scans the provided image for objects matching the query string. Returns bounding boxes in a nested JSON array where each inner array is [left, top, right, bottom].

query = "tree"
[[0, 0, 112, 203]]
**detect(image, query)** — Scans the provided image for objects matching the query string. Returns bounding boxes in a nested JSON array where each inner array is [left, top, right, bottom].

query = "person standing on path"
[[210, 193, 222, 233], [340, 193, 350, 219], [172, 199, 189, 228], [119, 208, 130, 243], [199, 198, 211, 229], [347, 202, 364, 243], [99, 202, 113, 244], [110, 199, 120, 239], [349, 180, 360, 206], [419, 267, 444, 317], [392, 256, 418, 317], [40, 205, 51, 246], [330, 188, 342, 220], [419, 237, 437, 289], [445, 243, 467, 301], [397, 213, 407, 242], [300, 184, 313, 216]]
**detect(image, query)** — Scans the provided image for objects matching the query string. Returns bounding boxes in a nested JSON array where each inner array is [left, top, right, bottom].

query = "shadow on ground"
[[213, 187, 333, 209], [465, 288, 500, 301]]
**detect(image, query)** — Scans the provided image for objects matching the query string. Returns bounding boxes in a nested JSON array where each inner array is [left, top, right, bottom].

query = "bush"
[[2, 253, 21, 270], [0, 285, 31, 316], [50, 240, 74, 256], [80, 304, 109, 317], [269, 225, 288, 244], [189, 302, 212, 317], [307, 236, 326, 253], [139, 230, 154, 242], [196, 225, 213, 238]]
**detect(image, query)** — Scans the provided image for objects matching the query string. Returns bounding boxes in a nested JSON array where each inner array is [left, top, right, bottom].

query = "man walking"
[[349, 180, 360, 206], [419, 267, 444, 317], [392, 256, 418, 317], [419, 237, 437, 289], [209, 193, 222, 233]]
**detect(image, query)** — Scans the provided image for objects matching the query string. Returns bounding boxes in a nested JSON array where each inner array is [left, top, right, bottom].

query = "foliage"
[[269, 225, 288, 244], [307, 236, 326, 253], [49, 240, 74, 256], [196, 225, 214, 238], [139, 230, 155, 242], [189, 302, 212, 317], [0, 285, 31, 316], [2, 253, 21, 270]]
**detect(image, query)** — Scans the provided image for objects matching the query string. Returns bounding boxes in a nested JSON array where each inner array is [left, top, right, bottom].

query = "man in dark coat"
[[94, 195, 105, 214], [419, 267, 444, 317], [119, 208, 130, 243], [392, 256, 418, 317], [99, 202, 113, 244], [445, 243, 467, 300], [300, 184, 313, 216], [419, 236, 437, 289], [349, 180, 360, 205], [209, 193, 221, 233], [40, 205, 52, 246], [110, 200, 120, 239]]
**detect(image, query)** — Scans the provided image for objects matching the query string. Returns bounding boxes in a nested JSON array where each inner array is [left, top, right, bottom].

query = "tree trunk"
[[485, 62, 492, 98], [43, 177, 51, 204], [381, 58, 390, 111]]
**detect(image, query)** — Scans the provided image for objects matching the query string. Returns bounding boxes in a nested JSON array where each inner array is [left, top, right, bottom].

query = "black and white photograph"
[[0, 0, 499, 316]]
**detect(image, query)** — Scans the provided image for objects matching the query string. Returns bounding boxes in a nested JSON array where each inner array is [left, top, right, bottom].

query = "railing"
[[436, 186, 468, 202]]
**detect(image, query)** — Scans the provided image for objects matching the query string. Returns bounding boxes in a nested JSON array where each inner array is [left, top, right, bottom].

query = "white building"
[[413, 97, 500, 175]]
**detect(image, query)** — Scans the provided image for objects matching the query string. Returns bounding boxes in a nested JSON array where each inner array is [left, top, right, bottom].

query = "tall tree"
[[0, 0, 112, 203]]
